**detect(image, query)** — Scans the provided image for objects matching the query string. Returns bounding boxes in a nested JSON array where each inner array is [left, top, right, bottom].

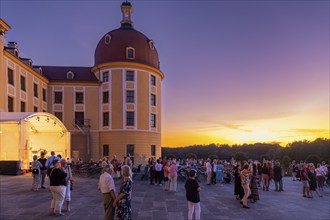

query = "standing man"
[[98, 164, 117, 220], [185, 169, 201, 220], [273, 161, 283, 191], [45, 151, 59, 172], [38, 152, 48, 189]]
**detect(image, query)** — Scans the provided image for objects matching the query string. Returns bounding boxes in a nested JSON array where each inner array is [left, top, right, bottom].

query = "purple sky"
[[1, 0, 329, 147]]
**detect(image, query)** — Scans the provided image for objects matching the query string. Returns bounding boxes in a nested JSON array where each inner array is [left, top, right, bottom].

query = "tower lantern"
[[121, 1, 133, 27]]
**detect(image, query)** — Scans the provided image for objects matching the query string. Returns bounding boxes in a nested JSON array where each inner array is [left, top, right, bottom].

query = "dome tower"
[[92, 1, 164, 164]]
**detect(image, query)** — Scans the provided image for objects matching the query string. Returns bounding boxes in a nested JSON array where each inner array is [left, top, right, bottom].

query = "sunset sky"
[[1, 0, 329, 147]]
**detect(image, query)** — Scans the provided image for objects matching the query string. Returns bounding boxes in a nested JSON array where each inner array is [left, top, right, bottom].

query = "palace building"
[[0, 1, 164, 170]]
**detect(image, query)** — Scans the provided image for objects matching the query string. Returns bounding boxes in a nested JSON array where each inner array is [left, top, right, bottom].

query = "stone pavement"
[[0, 174, 329, 220]]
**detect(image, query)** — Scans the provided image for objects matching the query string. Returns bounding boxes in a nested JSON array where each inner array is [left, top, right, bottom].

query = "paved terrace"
[[0, 174, 329, 220]]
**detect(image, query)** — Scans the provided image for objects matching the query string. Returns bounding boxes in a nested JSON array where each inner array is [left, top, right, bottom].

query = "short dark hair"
[[189, 169, 197, 177], [52, 160, 59, 166]]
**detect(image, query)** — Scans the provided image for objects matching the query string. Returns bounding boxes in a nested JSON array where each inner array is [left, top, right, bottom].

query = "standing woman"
[[169, 159, 178, 192], [163, 161, 171, 191], [240, 164, 252, 208], [249, 164, 259, 203], [261, 163, 270, 191], [61, 159, 73, 212], [114, 165, 133, 220], [216, 161, 224, 185], [49, 160, 67, 217], [234, 164, 244, 200]]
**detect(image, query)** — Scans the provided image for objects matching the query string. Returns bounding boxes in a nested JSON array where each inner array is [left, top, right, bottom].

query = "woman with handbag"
[[31, 155, 43, 191], [61, 159, 73, 212], [49, 160, 67, 217]]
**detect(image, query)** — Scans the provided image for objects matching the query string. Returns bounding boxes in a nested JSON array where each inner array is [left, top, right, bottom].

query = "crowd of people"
[[29, 151, 329, 219]]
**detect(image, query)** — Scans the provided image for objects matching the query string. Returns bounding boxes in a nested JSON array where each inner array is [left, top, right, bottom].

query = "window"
[[126, 144, 134, 158], [42, 88, 47, 101], [103, 91, 109, 103], [151, 75, 156, 86], [126, 91, 134, 103], [126, 47, 135, 59], [75, 112, 84, 125], [103, 112, 109, 127], [151, 114, 156, 128], [126, 111, 134, 126], [7, 68, 14, 85], [126, 71, 134, 81], [151, 94, 156, 106], [8, 96, 14, 112], [104, 34, 111, 45], [20, 101, 26, 112], [34, 83, 38, 97], [103, 145, 109, 157], [149, 40, 155, 50], [20, 76, 26, 91], [34, 106, 38, 112], [75, 92, 84, 104], [151, 145, 156, 157], [67, 71, 74, 79], [54, 92, 63, 104], [102, 71, 109, 82], [54, 112, 63, 121]]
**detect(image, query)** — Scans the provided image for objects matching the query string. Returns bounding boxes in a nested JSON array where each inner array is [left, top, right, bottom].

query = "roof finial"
[[121, 1, 133, 28]]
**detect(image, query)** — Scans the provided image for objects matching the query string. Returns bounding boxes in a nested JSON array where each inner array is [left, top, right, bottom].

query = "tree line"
[[162, 138, 330, 167]]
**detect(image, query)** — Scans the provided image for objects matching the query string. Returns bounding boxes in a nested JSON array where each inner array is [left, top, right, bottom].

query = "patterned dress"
[[117, 178, 132, 220]]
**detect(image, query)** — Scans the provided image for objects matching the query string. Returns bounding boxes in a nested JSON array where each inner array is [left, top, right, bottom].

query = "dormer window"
[[67, 71, 74, 79], [126, 47, 135, 59], [28, 60, 32, 67], [39, 67, 43, 75], [149, 40, 155, 50], [104, 34, 111, 45]]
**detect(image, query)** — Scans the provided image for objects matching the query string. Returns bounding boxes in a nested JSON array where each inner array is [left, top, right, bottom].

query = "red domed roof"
[[94, 27, 160, 69]]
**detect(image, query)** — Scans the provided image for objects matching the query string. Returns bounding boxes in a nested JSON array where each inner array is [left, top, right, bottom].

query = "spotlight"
[[53, 121, 56, 126], [36, 117, 40, 122], [46, 117, 49, 123]]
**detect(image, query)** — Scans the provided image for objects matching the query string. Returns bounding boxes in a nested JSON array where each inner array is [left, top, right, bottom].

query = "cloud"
[[239, 111, 299, 121]]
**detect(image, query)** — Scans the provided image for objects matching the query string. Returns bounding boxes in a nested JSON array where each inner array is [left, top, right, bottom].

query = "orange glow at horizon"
[[162, 107, 330, 147]]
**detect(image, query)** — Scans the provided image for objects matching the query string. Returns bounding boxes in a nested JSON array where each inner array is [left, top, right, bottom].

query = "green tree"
[[186, 153, 197, 159], [305, 154, 321, 165], [209, 155, 218, 161], [282, 155, 291, 174], [234, 152, 248, 162], [166, 154, 176, 160], [260, 154, 270, 161]]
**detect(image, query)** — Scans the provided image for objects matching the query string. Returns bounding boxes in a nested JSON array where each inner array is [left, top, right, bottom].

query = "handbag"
[[164, 176, 169, 182], [32, 169, 39, 175]]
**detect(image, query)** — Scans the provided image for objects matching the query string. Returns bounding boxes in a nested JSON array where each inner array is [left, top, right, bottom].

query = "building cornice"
[[91, 61, 164, 79], [4, 50, 49, 83], [48, 82, 101, 86], [0, 19, 11, 32]]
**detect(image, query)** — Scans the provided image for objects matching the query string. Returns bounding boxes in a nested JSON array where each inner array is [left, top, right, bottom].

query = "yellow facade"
[[0, 9, 164, 165]]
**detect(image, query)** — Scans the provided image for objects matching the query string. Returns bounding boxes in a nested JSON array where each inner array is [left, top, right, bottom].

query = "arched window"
[[126, 47, 135, 59], [67, 71, 74, 79], [104, 34, 111, 45], [149, 40, 155, 50]]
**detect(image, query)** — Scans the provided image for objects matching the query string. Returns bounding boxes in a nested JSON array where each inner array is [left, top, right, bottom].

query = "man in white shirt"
[[155, 159, 163, 186], [98, 164, 117, 220]]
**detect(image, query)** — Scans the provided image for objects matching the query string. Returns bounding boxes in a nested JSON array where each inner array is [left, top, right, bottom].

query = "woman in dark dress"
[[114, 165, 133, 220], [249, 164, 259, 202], [308, 164, 321, 197], [234, 164, 244, 200]]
